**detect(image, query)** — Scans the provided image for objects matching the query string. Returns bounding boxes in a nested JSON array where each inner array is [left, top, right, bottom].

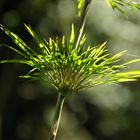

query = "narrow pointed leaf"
[[123, 58, 140, 66], [0, 59, 34, 66], [70, 24, 75, 43], [77, 0, 84, 17], [0, 44, 28, 58], [0, 25, 35, 56], [24, 24, 48, 55]]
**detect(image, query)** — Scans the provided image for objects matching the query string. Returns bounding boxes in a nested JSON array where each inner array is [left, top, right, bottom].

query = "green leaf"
[[100, 50, 126, 66], [123, 58, 140, 66], [24, 24, 50, 55], [18, 75, 32, 78], [70, 24, 75, 43], [0, 44, 28, 58], [114, 78, 136, 82], [0, 59, 34, 66], [77, 0, 84, 17], [115, 70, 140, 77], [106, 0, 140, 15], [0, 25, 35, 56], [106, 0, 116, 9]]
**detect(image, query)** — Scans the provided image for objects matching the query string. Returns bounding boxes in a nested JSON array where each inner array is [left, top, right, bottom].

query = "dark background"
[[0, 0, 140, 140]]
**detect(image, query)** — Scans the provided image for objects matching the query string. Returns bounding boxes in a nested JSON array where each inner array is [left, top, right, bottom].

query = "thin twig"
[[75, 0, 92, 49]]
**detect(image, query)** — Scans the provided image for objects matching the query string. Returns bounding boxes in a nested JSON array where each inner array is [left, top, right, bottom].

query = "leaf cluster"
[[0, 24, 140, 95]]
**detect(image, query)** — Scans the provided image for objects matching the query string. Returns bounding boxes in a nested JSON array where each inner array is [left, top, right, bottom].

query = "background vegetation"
[[0, 0, 140, 140]]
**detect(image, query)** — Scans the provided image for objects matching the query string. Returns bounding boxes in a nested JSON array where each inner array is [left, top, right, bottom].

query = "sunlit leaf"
[[0, 24, 34, 56], [77, 0, 84, 17], [24, 24, 49, 55], [70, 24, 75, 43]]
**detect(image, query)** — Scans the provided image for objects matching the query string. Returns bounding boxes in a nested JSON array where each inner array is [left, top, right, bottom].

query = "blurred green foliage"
[[0, 0, 140, 140], [106, 0, 140, 15]]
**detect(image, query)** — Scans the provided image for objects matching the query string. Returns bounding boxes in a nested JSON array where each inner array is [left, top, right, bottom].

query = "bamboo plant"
[[1, 0, 140, 140]]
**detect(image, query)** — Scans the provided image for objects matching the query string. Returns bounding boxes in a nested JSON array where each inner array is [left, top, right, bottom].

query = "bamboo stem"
[[49, 93, 65, 140]]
